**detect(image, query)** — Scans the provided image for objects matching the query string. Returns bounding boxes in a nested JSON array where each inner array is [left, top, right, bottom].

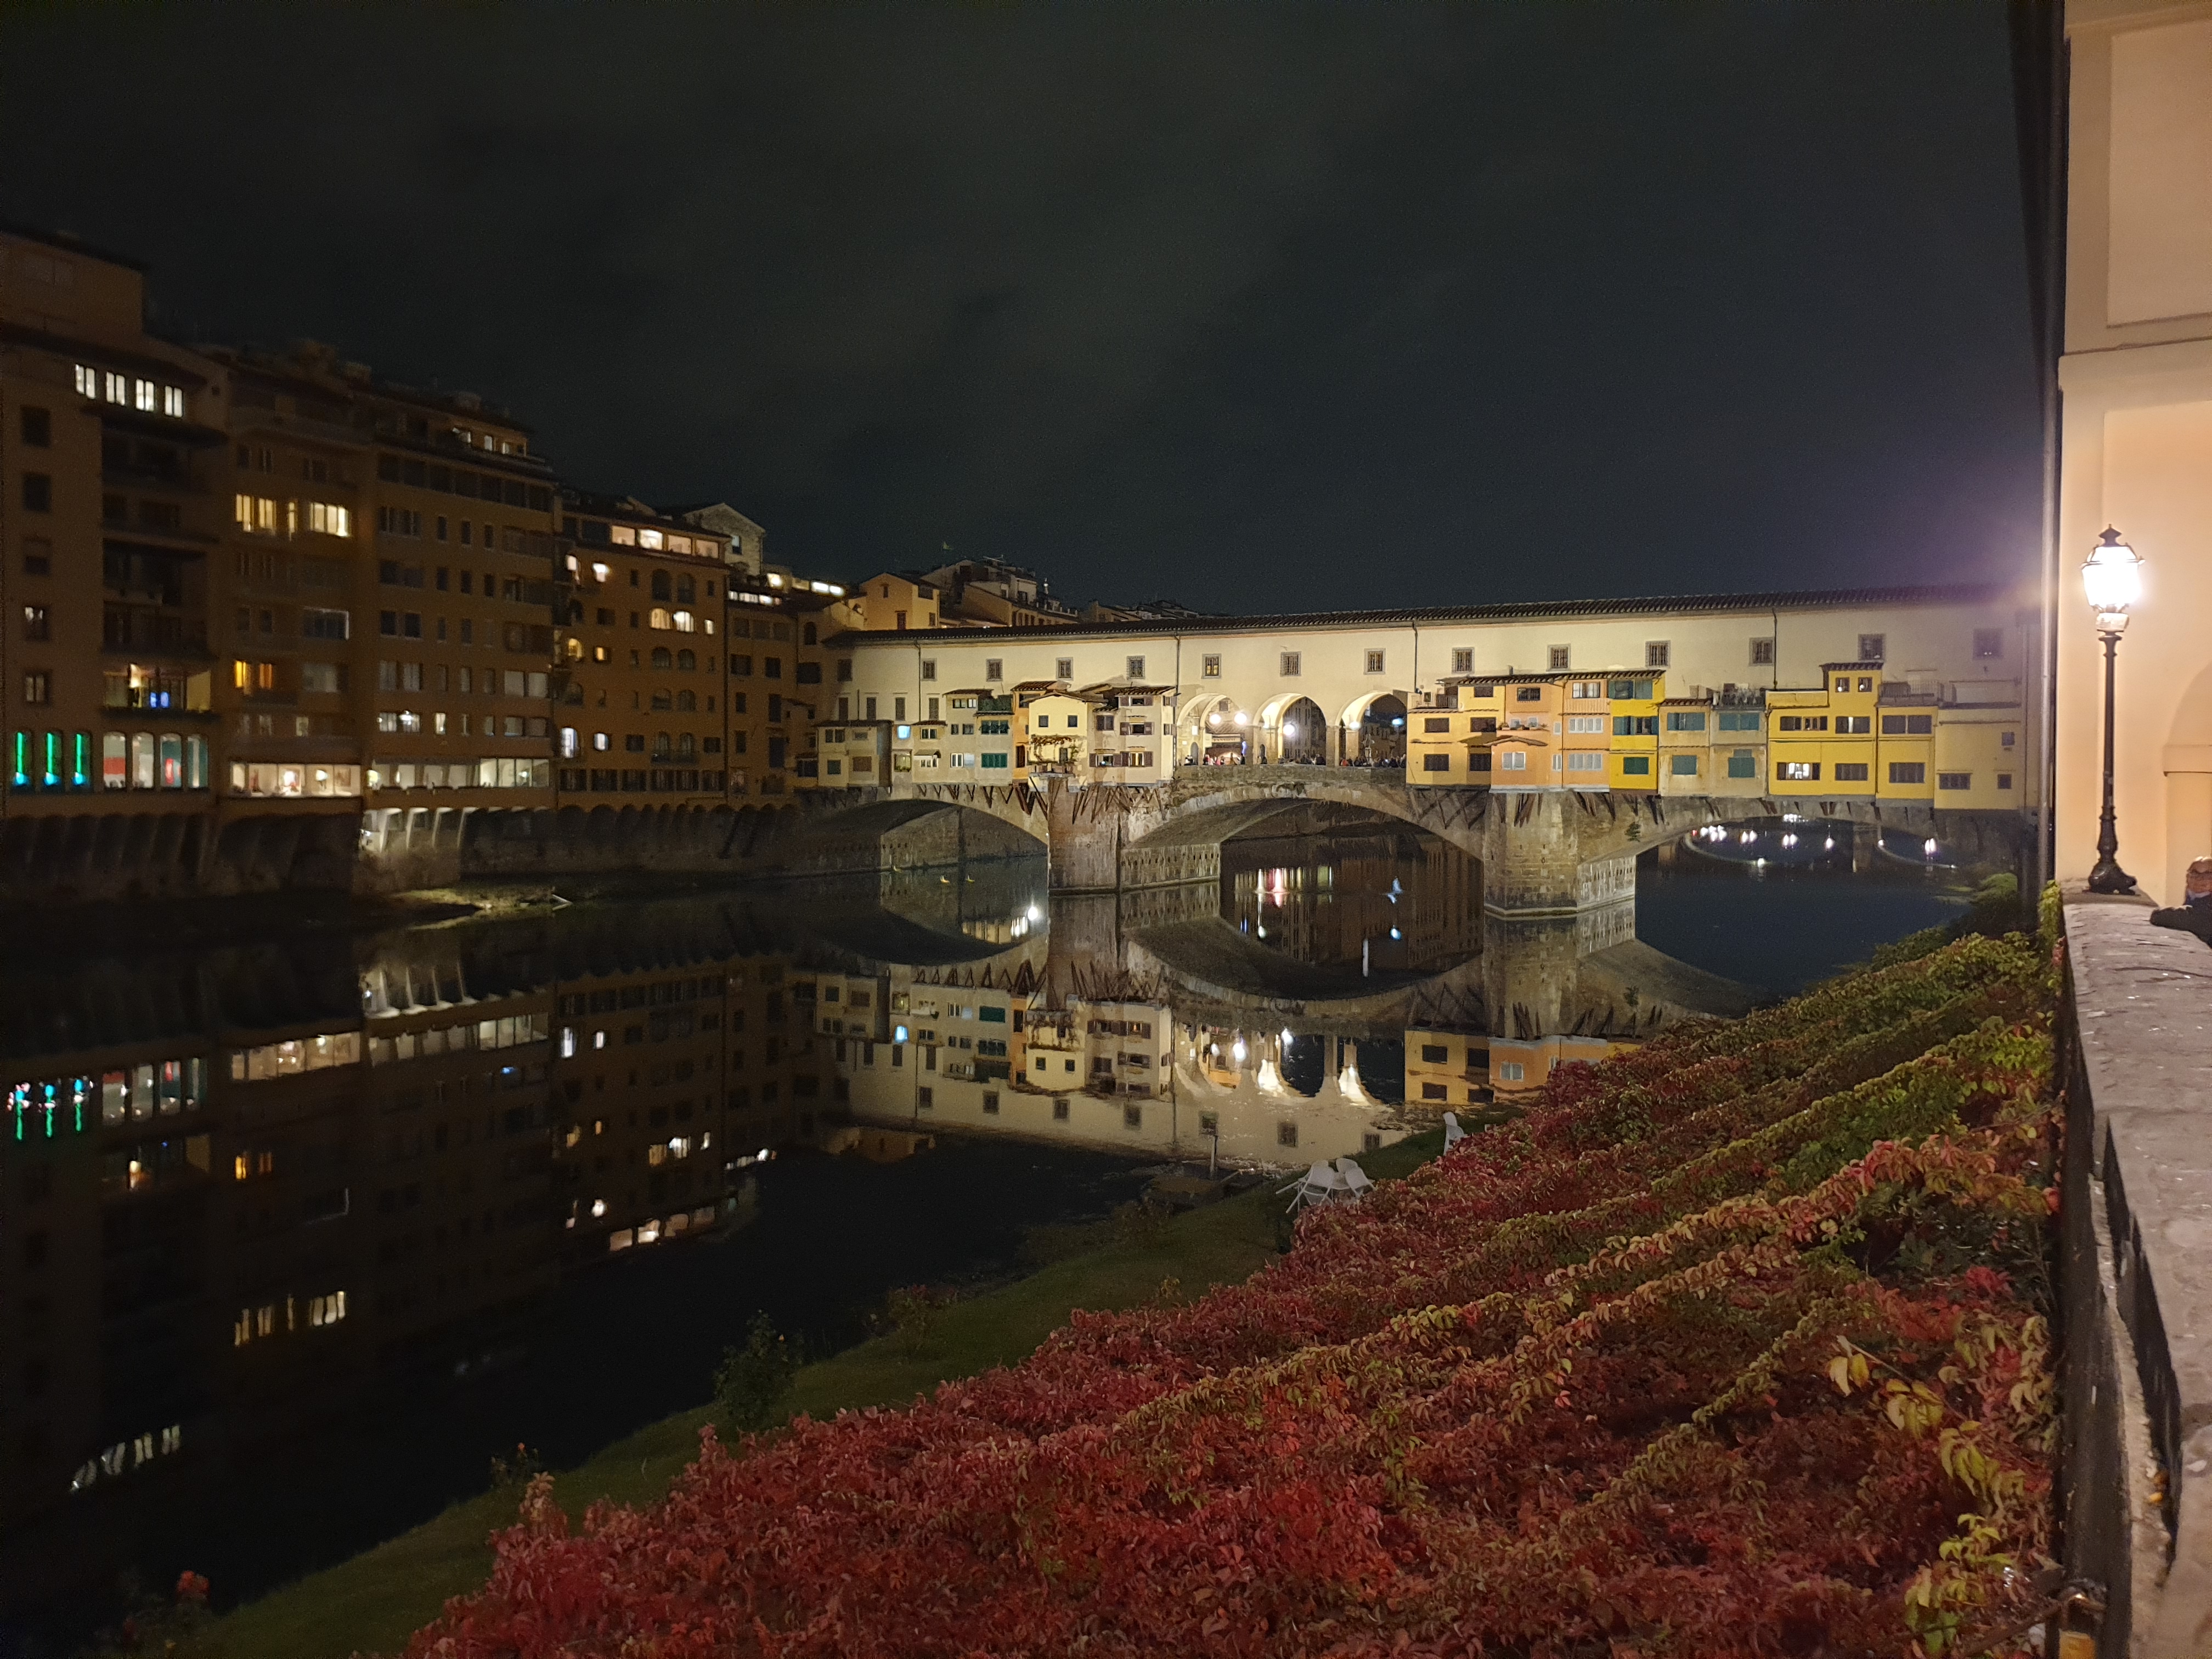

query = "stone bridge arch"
[[1099, 770, 1875, 915], [782, 781, 1051, 875]]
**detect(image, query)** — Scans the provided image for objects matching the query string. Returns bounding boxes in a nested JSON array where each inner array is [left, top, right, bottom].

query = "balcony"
[[104, 665, 214, 716], [101, 605, 207, 657]]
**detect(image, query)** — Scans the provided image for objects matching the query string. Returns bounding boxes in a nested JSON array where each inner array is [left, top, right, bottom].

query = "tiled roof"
[[835, 582, 2017, 646]]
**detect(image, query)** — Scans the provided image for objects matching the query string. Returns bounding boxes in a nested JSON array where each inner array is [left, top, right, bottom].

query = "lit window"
[[104, 370, 127, 403], [649, 608, 672, 630], [671, 610, 696, 633], [591, 731, 610, 751], [74, 364, 98, 397], [560, 726, 579, 758], [161, 386, 185, 417], [637, 527, 664, 550], [133, 379, 155, 411]]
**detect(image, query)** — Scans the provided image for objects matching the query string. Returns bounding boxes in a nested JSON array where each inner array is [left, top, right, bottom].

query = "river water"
[[0, 816, 1972, 1649]]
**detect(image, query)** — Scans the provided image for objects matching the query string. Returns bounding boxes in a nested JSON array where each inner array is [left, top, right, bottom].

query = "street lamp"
[[2081, 526, 2143, 894]]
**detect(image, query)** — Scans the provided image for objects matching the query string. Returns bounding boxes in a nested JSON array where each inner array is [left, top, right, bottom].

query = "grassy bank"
[[210, 1132, 1444, 1658]]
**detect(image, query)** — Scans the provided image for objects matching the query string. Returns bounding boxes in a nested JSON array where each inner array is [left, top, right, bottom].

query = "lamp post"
[[2081, 527, 2143, 894]]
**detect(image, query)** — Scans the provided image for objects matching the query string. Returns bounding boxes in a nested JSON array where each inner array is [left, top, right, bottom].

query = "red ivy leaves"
[[408, 935, 2056, 1659]]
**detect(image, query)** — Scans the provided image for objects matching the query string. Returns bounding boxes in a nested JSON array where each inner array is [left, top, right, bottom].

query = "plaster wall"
[[2057, 0, 2212, 904]]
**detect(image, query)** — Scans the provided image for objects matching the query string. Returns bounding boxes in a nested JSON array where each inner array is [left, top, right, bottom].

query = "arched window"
[[803, 622, 817, 645], [651, 690, 673, 712], [672, 610, 696, 633], [676, 649, 696, 671], [651, 647, 673, 670], [676, 690, 697, 712], [677, 733, 696, 760], [158, 733, 183, 788], [650, 570, 672, 601], [675, 575, 695, 604], [648, 608, 672, 631], [559, 727, 579, 759], [565, 635, 585, 661], [651, 731, 673, 760]]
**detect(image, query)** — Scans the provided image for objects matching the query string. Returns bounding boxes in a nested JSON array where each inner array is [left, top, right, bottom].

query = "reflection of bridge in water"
[[854, 839, 1757, 1167]]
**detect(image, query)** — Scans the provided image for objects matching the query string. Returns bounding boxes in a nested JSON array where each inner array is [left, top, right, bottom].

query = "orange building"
[[2, 227, 226, 814], [556, 493, 732, 802]]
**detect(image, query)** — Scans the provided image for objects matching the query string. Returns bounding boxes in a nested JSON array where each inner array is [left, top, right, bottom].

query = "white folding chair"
[[1333, 1158, 1374, 1200], [1278, 1161, 1342, 1213], [1443, 1111, 1465, 1152]]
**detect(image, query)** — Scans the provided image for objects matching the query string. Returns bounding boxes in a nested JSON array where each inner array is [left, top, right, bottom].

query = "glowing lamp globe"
[[2082, 527, 2142, 632]]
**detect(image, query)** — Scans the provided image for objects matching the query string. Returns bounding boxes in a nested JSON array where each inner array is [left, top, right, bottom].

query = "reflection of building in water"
[[550, 963, 735, 1259], [823, 949, 1414, 1167], [0, 926, 827, 1616], [1403, 1029, 1639, 1109], [1221, 831, 1480, 977], [1392, 902, 1757, 1116]]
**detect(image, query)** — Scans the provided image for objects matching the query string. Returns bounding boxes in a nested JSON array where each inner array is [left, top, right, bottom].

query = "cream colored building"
[[841, 588, 2027, 786], [2053, 0, 2212, 902]]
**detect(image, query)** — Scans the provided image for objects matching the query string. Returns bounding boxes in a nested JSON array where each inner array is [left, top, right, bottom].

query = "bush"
[[711, 1313, 799, 1436], [881, 1284, 939, 1356], [412, 934, 2059, 1659], [487, 1442, 545, 1496]]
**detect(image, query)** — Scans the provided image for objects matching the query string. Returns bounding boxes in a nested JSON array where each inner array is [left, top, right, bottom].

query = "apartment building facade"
[[555, 492, 732, 803], [3, 228, 227, 812]]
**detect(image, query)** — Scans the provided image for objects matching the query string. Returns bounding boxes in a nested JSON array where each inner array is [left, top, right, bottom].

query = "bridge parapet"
[[800, 771, 2028, 912]]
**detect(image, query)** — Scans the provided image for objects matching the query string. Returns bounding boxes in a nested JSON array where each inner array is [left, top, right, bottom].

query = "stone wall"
[[2062, 891, 2212, 1656]]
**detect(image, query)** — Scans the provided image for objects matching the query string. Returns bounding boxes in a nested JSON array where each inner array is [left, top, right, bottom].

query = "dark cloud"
[[1, 2, 2037, 610]]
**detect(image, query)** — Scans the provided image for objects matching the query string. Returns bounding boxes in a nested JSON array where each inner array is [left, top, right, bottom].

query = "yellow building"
[[1020, 689, 1088, 778], [1709, 692, 1769, 796], [845, 572, 943, 631], [802, 720, 891, 788], [1605, 673, 1663, 792], [1768, 663, 1881, 800], [1409, 679, 1497, 785], [1875, 686, 1938, 803], [1930, 691, 2026, 813], [1406, 1029, 1488, 1109], [1655, 695, 1713, 795]]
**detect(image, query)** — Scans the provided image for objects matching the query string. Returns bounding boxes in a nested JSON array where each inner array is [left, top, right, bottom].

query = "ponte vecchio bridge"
[[800, 581, 2039, 915]]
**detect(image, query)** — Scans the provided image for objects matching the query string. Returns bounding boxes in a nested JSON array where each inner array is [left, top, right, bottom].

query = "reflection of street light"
[[2083, 527, 2143, 894]]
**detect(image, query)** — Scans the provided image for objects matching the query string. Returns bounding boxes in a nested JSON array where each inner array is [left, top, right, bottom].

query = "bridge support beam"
[[1476, 791, 1624, 916]]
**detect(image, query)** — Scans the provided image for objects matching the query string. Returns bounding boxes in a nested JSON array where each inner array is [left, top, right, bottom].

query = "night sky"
[[1, 4, 2039, 613]]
